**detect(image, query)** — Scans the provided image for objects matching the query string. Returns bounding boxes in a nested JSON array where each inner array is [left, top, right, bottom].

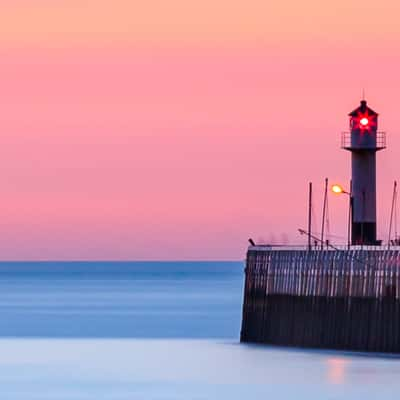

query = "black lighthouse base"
[[352, 222, 380, 245]]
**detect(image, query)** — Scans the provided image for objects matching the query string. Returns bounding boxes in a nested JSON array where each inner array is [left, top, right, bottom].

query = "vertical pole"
[[308, 182, 312, 251], [388, 181, 397, 249], [321, 178, 328, 249], [396, 186, 398, 244]]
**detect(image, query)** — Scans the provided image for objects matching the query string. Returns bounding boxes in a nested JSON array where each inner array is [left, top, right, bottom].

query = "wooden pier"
[[240, 246, 400, 353]]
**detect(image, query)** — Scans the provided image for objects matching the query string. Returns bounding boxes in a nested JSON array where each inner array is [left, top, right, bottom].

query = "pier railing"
[[249, 244, 400, 252], [246, 249, 400, 299]]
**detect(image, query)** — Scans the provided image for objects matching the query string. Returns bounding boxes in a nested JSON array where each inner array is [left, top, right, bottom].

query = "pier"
[[241, 246, 400, 352]]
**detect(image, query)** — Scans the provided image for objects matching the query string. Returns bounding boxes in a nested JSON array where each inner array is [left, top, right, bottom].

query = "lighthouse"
[[241, 99, 400, 353], [342, 100, 386, 245]]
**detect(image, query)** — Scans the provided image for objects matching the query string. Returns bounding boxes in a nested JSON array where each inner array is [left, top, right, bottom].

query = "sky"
[[1, 0, 400, 260]]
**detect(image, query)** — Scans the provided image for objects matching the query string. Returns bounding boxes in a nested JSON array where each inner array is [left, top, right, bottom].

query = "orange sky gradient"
[[0, 1, 400, 259]]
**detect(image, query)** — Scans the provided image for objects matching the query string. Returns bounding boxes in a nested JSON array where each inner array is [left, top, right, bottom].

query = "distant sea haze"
[[0, 261, 243, 338]]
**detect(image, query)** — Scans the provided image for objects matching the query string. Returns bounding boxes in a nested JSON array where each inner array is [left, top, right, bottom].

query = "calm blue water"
[[0, 261, 399, 399], [0, 261, 243, 338]]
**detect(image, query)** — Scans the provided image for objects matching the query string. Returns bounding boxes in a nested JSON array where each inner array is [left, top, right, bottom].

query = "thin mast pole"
[[308, 182, 312, 251], [321, 178, 328, 249], [388, 180, 397, 249], [394, 180, 397, 230]]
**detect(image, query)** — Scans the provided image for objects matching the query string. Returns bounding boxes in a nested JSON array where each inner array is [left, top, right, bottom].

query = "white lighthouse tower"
[[342, 100, 386, 245]]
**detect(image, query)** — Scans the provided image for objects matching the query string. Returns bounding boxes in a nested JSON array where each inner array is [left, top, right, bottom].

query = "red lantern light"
[[354, 111, 375, 131]]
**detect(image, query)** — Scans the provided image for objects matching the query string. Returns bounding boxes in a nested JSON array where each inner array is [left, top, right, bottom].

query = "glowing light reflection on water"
[[0, 340, 399, 399]]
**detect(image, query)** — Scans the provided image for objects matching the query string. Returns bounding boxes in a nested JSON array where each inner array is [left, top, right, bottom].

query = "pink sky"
[[0, 1, 400, 259]]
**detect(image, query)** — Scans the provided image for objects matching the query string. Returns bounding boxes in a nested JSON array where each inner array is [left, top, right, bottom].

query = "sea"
[[0, 261, 399, 399]]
